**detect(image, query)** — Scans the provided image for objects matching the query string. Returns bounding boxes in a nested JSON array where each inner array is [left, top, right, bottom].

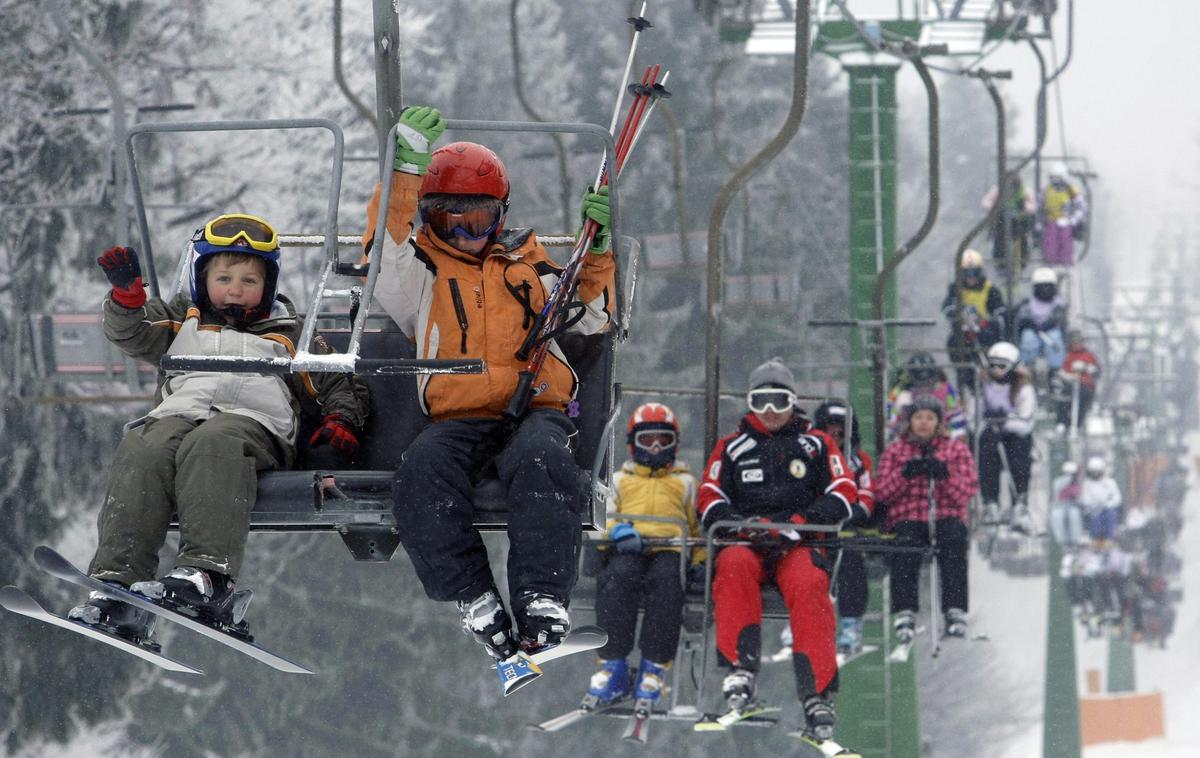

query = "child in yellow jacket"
[[584, 403, 702, 712]]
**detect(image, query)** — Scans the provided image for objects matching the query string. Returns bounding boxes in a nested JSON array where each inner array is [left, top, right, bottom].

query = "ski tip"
[[693, 715, 725, 732], [32, 544, 58, 566], [498, 653, 543, 696], [0, 585, 38, 612]]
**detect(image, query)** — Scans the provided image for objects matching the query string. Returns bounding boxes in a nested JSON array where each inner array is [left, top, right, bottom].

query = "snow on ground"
[[918, 528, 1050, 758], [1080, 439, 1200, 758], [920, 432, 1199, 757]]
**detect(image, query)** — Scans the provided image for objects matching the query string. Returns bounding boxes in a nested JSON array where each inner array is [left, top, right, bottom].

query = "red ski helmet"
[[420, 142, 510, 200], [627, 403, 680, 469]]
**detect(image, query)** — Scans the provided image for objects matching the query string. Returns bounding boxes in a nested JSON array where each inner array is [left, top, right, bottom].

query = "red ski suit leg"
[[713, 545, 766, 667], [777, 546, 837, 692]]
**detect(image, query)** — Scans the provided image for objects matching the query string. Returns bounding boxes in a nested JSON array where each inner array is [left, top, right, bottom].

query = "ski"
[[621, 698, 653, 744], [529, 694, 630, 732], [0, 585, 202, 675], [491, 625, 607, 669], [887, 640, 914, 663], [528, 625, 608, 666], [33, 545, 312, 675], [693, 701, 781, 732], [836, 644, 879, 667], [496, 651, 542, 696], [491, 625, 607, 696], [787, 730, 863, 757]]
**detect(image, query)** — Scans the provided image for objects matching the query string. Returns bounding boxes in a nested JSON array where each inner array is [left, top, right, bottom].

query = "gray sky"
[[952, 1, 1200, 278]]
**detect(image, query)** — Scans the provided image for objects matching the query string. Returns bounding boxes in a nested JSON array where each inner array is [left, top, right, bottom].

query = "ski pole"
[[592, 65, 654, 195], [927, 472, 941, 658], [623, 74, 672, 163], [608, 3, 651, 136], [614, 65, 660, 169]]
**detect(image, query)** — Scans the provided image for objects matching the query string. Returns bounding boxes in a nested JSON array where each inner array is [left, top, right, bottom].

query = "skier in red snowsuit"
[[697, 358, 858, 741]]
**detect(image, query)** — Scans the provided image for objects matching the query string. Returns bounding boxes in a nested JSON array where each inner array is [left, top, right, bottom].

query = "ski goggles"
[[420, 197, 506, 242], [633, 430, 677, 453], [202, 213, 279, 252], [747, 388, 796, 414], [987, 359, 1014, 373]]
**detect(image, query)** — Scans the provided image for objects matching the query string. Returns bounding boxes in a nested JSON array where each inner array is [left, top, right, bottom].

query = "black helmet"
[[903, 352, 940, 385], [814, 400, 860, 451]]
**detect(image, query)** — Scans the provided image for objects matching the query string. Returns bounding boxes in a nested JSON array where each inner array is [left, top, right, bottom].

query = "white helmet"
[[1049, 162, 1070, 179], [1031, 267, 1057, 286], [1086, 456, 1106, 476], [986, 341, 1021, 371], [961, 249, 984, 269], [1061, 461, 1078, 476]]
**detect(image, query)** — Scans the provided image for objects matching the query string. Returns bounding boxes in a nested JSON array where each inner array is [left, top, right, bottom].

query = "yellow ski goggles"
[[202, 213, 279, 252]]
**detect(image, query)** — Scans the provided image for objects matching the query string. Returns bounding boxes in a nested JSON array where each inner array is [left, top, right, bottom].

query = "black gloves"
[[848, 502, 872, 528], [902, 458, 929, 479], [926, 458, 950, 480], [806, 496, 850, 526], [902, 456, 949, 481], [98, 246, 142, 289]]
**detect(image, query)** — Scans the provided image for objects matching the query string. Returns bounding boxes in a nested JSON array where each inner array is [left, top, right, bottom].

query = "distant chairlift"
[[124, 117, 635, 560]]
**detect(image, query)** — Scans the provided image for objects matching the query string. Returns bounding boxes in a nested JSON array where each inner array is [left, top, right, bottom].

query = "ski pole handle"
[[503, 371, 536, 421]]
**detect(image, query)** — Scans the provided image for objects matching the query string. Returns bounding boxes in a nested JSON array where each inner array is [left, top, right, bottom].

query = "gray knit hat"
[[748, 357, 796, 394]]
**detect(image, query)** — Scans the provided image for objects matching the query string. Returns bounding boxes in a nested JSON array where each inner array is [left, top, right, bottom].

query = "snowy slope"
[[916, 439, 1197, 758], [1081, 440, 1200, 758]]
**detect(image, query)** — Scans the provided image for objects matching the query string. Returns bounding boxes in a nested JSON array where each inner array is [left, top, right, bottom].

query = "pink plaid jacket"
[[874, 434, 978, 528]]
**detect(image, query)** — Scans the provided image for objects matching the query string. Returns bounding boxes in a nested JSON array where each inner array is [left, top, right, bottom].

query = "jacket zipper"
[[448, 279, 469, 354]]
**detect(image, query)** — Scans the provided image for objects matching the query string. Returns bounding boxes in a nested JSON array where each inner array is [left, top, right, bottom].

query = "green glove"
[[579, 185, 611, 255], [394, 105, 447, 175]]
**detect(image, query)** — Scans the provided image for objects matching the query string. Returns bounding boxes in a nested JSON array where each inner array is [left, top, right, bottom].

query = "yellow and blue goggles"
[[202, 213, 279, 252]]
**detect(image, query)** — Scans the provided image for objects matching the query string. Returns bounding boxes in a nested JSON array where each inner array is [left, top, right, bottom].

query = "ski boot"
[[67, 585, 157, 644], [721, 668, 756, 711], [585, 657, 632, 707], [944, 607, 968, 638], [800, 694, 837, 742], [632, 659, 669, 715], [1010, 499, 1033, 534], [893, 609, 916, 645], [132, 566, 252, 635], [837, 616, 863, 655], [982, 501, 1001, 525], [456, 588, 518, 660], [512, 590, 571, 650]]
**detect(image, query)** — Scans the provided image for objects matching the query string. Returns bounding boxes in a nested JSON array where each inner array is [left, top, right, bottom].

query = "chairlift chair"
[[123, 117, 630, 561]]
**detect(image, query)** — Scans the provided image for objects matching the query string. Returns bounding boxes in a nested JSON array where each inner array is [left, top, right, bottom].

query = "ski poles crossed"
[[505, 7, 670, 422]]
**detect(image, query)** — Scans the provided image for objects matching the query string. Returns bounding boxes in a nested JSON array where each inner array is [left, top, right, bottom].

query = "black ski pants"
[[595, 551, 685, 663], [836, 548, 868, 619], [977, 426, 1032, 503], [392, 409, 584, 606], [1055, 384, 1094, 427], [889, 518, 969, 615]]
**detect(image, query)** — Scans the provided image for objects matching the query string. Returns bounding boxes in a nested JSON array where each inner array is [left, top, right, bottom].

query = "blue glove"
[[610, 522, 644, 554], [686, 563, 707, 592]]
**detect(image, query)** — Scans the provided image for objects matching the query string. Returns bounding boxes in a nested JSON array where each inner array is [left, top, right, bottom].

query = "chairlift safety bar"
[[128, 118, 621, 380]]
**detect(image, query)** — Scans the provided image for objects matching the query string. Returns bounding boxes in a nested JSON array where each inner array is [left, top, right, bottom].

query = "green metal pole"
[[846, 64, 899, 458], [1043, 438, 1082, 758]]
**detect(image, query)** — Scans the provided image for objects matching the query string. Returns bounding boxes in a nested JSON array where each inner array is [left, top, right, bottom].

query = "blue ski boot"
[[837, 616, 864, 655], [586, 658, 632, 705], [633, 659, 669, 716]]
